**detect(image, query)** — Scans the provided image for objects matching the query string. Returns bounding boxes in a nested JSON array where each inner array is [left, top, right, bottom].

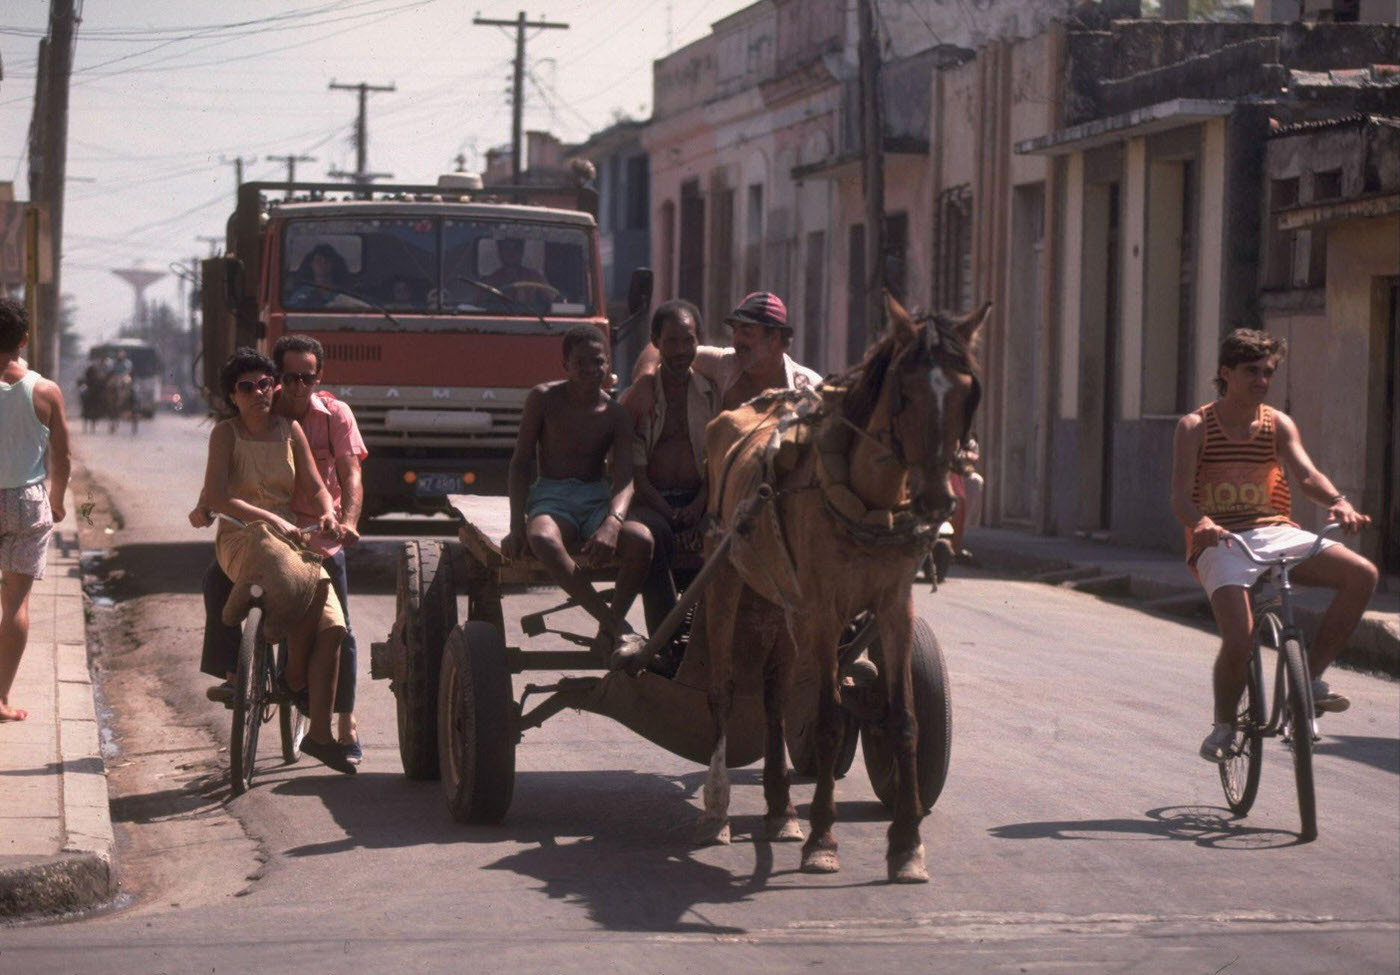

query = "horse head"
[[881, 292, 987, 524]]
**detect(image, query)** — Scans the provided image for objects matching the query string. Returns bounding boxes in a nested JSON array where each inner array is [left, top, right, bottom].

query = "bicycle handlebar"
[[1221, 521, 1342, 568]]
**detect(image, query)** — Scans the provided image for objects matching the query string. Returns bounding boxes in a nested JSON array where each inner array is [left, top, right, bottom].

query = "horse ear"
[[955, 301, 991, 347], [884, 290, 916, 346]]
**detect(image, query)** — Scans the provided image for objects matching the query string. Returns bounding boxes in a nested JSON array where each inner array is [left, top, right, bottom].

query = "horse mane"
[[836, 331, 900, 429]]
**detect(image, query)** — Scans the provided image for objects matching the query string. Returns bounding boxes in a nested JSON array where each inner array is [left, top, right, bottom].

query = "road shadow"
[[1313, 734, 1400, 776], [87, 542, 215, 597], [989, 805, 1305, 849], [270, 765, 880, 931]]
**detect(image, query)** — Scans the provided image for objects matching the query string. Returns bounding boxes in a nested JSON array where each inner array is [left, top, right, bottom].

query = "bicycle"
[[218, 513, 315, 795], [1216, 521, 1342, 842], [228, 585, 311, 795]]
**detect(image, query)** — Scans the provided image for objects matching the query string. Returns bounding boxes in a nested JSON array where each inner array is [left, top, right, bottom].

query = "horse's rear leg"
[[880, 605, 928, 883], [695, 569, 742, 847], [762, 632, 802, 842]]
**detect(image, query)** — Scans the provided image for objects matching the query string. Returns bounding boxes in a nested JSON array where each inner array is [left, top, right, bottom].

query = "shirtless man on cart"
[[502, 324, 652, 662]]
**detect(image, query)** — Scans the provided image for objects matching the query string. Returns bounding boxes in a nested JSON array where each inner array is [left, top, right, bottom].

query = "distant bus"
[[89, 340, 162, 417]]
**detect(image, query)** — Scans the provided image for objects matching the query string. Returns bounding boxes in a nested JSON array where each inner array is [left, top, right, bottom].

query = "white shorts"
[[1195, 524, 1336, 599], [0, 483, 53, 580]]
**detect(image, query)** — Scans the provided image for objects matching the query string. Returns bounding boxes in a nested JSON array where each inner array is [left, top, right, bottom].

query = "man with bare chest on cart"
[[503, 325, 652, 661]]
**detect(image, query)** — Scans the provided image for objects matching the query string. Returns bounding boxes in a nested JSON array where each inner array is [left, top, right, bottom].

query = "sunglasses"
[[279, 371, 320, 386], [234, 376, 275, 395]]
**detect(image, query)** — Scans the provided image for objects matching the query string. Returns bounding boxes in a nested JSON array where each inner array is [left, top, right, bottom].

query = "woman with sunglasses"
[[200, 348, 354, 773]]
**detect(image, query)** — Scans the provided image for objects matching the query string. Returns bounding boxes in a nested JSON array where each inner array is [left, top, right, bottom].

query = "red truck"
[[201, 176, 650, 517]]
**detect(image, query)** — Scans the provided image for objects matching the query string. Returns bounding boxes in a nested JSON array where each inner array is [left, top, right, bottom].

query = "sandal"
[[299, 736, 357, 774], [340, 734, 363, 765]]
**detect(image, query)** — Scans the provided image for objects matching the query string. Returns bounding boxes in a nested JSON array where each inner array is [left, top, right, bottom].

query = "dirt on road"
[[74, 466, 265, 916]]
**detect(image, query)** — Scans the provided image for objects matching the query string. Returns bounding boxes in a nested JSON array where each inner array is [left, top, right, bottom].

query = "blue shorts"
[[527, 477, 613, 538]]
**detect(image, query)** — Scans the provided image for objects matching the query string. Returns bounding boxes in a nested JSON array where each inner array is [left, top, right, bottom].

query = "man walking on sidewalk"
[[0, 297, 72, 723]]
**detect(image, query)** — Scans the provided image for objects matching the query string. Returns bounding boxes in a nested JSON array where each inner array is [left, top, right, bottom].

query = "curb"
[[969, 531, 1399, 677], [0, 520, 116, 919]]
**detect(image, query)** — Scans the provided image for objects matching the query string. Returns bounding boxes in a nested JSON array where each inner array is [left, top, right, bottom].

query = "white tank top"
[[0, 370, 50, 489]]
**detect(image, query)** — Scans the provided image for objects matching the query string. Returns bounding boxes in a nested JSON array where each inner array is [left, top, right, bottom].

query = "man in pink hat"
[[627, 291, 821, 414]]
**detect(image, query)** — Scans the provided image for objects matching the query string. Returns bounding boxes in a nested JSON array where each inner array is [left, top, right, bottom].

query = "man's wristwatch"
[[609, 510, 625, 524], [1329, 493, 1349, 506]]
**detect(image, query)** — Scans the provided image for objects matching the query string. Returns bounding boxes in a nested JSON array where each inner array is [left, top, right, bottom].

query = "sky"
[[0, 0, 755, 346]]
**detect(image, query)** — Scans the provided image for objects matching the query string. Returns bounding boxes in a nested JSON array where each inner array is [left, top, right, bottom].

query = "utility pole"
[[28, 0, 76, 379], [857, 0, 885, 342], [328, 80, 395, 184], [266, 153, 316, 198], [219, 154, 256, 205], [472, 12, 569, 183]]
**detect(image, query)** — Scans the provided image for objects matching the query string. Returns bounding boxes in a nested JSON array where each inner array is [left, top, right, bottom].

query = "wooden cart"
[[370, 494, 952, 824]]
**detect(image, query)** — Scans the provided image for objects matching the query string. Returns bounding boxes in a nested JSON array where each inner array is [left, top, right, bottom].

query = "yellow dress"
[[214, 416, 344, 634]]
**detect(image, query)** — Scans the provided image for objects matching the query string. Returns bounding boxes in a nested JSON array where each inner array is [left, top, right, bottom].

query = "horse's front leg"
[[762, 618, 803, 843], [878, 598, 928, 883], [695, 567, 743, 846], [799, 616, 843, 874]]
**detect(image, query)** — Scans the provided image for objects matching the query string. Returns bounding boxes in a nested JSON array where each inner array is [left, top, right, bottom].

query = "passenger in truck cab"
[[483, 236, 555, 313], [286, 243, 349, 309], [383, 274, 427, 310], [503, 324, 652, 668]]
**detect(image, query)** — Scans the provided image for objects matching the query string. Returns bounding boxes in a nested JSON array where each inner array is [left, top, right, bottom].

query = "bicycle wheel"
[[230, 608, 266, 796], [1281, 636, 1317, 841], [280, 701, 309, 764], [1220, 619, 1268, 814]]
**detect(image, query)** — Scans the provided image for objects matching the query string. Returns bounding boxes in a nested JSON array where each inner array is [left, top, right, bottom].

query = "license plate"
[[415, 473, 463, 496]]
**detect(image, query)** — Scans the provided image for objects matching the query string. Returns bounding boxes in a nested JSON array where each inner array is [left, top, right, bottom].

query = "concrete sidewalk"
[[0, 510, 114, 918], [963, 526, 1399, 675]]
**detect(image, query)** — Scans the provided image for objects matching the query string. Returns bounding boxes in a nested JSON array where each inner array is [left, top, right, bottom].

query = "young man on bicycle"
[[1169, 328, 1377, 763]]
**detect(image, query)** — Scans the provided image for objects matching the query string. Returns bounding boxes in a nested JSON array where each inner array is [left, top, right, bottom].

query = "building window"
[[804, 229, 825, 369], [626, 155, 649, 231], [1264, 177, 1299, 290], [744, 183, 763, 295], [1312, 168, 1342, 201], [883, 211, 908, 305], [933, 186, 973, 312]]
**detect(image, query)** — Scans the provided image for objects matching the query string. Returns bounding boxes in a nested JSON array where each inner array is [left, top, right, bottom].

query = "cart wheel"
[[785, 695, 858, 779], [862, 617, 951, 814], [438, 622, 516, 824], [395, 541, 458, 779]]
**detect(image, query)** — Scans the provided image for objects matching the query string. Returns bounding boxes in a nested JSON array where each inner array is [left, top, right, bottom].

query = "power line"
[[473, 11, 569, 183]]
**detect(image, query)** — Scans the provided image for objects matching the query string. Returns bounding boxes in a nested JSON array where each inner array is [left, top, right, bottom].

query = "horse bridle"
[[884, 318, 981, 472]]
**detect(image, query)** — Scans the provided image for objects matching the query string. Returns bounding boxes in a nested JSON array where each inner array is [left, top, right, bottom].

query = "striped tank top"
[[1186, 401, 1294, 562]]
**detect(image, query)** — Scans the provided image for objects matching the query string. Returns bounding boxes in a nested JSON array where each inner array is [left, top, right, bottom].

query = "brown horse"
[[695, 293, 986, 883]]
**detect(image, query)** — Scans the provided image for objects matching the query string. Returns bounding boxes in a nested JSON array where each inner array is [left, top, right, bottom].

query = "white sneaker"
[[1199, 722, 1235, 763], [1311, 678, 1350, 714]]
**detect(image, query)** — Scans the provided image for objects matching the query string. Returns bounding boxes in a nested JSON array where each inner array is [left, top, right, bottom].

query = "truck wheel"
[[394, 541, 458, 779], [438, 622, 516, 824], [862, 618, 951, 814]]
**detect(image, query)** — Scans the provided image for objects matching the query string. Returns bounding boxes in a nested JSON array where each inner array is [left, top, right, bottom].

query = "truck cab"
[[202, 178, 649, 518]]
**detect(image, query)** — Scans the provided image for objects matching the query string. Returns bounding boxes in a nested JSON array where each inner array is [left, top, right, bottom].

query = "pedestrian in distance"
[[1169, 328, 1377, 763], [0, 296, 72, 723]]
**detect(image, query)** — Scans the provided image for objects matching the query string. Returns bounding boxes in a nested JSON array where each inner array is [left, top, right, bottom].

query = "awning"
[[1276, 192, 1400, 231], [1014, 98, 1235, 157]]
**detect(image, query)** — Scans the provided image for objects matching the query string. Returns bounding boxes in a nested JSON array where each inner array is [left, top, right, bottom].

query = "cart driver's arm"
[[625, 345, 727, 417], [504, 385, 546, 560]]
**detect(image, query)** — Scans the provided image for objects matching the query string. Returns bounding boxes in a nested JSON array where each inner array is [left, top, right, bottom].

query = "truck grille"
[[332, 384, 528, 450], [324, 343, 383, 363]]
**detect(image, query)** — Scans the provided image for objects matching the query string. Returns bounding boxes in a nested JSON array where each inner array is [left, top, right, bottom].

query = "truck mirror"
[[627, 267, 653, 317]]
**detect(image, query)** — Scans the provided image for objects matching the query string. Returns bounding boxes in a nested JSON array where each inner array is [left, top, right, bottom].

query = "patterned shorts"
[[0, 483, 53, 580]]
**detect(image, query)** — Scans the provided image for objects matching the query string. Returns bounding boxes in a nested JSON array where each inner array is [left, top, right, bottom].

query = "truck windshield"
[[281, 216, 596, 318]]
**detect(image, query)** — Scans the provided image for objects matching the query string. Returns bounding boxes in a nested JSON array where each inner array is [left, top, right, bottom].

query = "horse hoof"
[[800, 848, 840, 874], [764, 815, 805, 842], [887, 845, 928, 884], [694, 819, 730, 846]]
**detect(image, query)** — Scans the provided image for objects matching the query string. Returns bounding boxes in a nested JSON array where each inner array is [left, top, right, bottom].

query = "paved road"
[[3, 414, 1397, 973]]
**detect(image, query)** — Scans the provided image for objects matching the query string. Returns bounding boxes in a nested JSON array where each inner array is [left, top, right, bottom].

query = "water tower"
[[111, 266, 167, 331]]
